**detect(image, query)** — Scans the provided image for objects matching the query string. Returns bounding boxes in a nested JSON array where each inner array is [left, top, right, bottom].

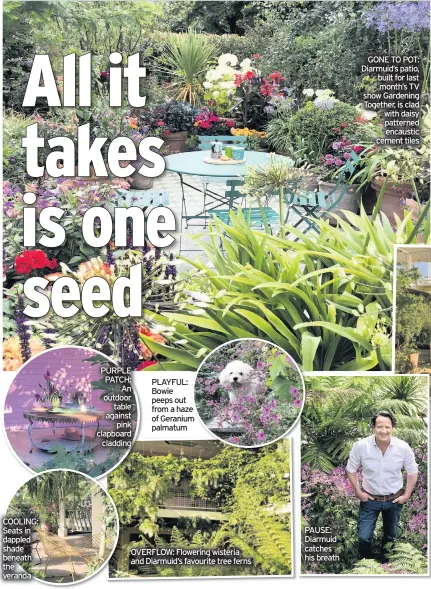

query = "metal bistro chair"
[[116, 189, 169, 209], [209, 180, 280, 232], [284, 150, 361, 236], [197, 135, 248, 221]]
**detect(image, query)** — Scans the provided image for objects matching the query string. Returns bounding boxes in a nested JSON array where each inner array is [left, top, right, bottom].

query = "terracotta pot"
[[318, 181, 359, 224], [409, 352, 419, 369], [164, 131, 187, 154], [303, 173, 319, 192], [129, 161, 154, 190], [371, 176, 412, 225]]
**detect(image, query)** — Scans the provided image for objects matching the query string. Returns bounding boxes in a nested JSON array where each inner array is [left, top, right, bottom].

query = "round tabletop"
[[164, 150, 293, 177]]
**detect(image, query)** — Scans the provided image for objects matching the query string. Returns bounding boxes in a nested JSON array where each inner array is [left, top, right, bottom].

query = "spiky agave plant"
[[160, 29, 217, 105]]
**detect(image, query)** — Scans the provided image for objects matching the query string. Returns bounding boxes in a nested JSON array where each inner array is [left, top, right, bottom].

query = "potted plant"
[[147, 101, 199, 153], [193, 107, 237, 135], [407, 343, 420, 370], [353, 107, 430, 225], [123, 117, 154, 189], [35, 371, 63, 409], [316, 137, 362, 221]]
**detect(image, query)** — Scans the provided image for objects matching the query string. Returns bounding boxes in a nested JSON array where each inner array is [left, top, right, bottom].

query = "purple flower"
[[256, 431, 267, 442]]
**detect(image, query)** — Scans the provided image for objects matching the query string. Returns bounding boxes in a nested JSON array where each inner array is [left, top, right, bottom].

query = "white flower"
[[205, 69, 218, 82], [240, 58, 252, 71], [215, 64, 235, 77], [315, 88, 334, 97], [218, 53, 238, 67], [203, 81, 213, 89], [212, 90, 220, 97], [302, 88, 314, 97], [314, 96, 338, 110], [220, 80, 235, 90]]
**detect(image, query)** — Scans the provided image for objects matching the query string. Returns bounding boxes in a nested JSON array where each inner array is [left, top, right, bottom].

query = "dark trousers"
[[358, 500, 403, 560]]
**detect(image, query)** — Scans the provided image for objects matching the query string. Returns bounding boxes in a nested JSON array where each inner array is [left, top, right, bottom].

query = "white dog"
[[219, 360, 258, 401], [204, 360, 261, 430]]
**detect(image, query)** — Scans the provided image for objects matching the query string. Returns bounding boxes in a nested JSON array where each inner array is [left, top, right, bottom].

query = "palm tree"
[[25, 472, 92, 535], [302, 376, 428, 471], [160, 29, 217, 104]]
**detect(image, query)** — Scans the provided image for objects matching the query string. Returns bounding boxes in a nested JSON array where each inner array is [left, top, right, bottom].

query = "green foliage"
[[2, 111, 33, 184], [395, 265, 431, 357], [162, 1, 259, 36], [108, 452, 186, 537], [347, 542, 428, 575], [348, 558, 388, 574], [109, 441, 291, 577], [302, 376, 428, 471], [387, 542, 429, 574], [142, 206, 408, 372], [243, 2, 380, 103], [36, 446, 123, 478], [267, 101, 359, 163], [159, 30, 217, 104]]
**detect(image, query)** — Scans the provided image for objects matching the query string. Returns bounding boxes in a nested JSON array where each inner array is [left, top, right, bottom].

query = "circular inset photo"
[[5, 469, 119, 584], [194, 338, 305, 447], [4, 346, 138, 477]]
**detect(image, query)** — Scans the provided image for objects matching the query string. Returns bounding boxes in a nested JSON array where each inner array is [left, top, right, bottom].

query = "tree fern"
[[388, 542, 428, 575], [348, 558, 388, 575]]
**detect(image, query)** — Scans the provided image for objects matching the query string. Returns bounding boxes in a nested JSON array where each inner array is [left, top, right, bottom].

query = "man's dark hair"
[[371, 410, 397, 428]]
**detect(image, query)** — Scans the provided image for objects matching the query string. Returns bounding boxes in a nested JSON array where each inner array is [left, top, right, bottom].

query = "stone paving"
[[148, 168, 304, 264]]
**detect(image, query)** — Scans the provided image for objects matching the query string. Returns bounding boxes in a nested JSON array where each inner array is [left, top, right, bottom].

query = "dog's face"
[[219, 360, 254, 387]]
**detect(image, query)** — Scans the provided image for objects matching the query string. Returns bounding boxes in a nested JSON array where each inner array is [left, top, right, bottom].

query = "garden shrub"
[[109, 441, 292, 577], [2, 111, 33, 185], [267, 100, 359, 163]]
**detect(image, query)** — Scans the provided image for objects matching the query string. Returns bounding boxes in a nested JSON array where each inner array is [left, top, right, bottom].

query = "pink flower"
[[334, 158, 343, 166], [256, 431, 267, 442], [344, 152, 351, 160]]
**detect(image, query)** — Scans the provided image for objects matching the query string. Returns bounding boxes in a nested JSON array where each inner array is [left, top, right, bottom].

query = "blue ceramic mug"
[[232, 146, 245, 160]]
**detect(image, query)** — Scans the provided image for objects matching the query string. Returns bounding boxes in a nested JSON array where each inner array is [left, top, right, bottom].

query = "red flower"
[[252, 53, 260, 59], [259, 79, 274, 96], [234, 73, 243, 87], [15, 250, 58, 275], [353, 145, 362, 153], [340, 122, 347, 128], [136, 360, 157, 371], [244, 70, 255, 81], [269, 71, 285, 83], [226, 119, 236, 128], [156, 121, 165, 126], [163, 129, 170, 135]]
